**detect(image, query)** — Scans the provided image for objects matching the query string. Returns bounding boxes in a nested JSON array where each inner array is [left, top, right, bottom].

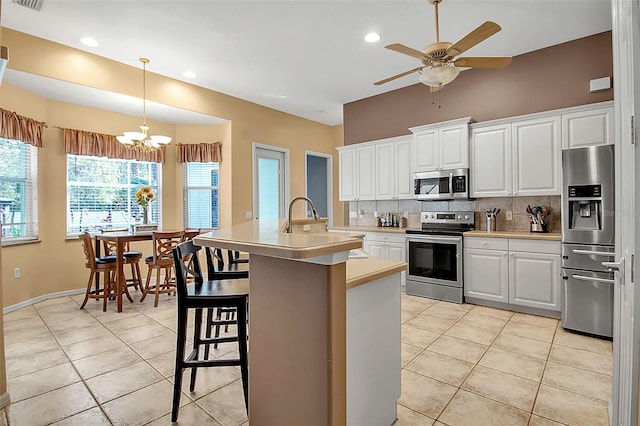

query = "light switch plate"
[[349, 211, 357, 218], [506, 211, 513, 221], [245, 211, 252, 219]]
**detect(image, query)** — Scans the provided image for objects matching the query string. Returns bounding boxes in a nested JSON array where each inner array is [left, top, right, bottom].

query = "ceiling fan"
[[375, 0, 512, 90]]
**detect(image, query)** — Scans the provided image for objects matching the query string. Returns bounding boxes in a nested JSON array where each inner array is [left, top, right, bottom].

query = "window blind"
[[183, 162, 219, 229]]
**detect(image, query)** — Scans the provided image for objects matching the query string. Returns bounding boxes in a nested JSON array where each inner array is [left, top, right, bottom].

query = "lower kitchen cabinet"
[[364, 232, 407, 288], [464, 237, 561, 313]]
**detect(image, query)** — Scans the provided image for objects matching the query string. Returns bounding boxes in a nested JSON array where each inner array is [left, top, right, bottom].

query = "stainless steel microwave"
[[413, 168, 470, 200]]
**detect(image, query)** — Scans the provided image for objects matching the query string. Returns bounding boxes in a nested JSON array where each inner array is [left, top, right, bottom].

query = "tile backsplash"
[[348, 196, 561, 232]]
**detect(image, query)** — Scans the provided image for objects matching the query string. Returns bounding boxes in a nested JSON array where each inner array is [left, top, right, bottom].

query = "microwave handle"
[[449, 172, 453, 198]]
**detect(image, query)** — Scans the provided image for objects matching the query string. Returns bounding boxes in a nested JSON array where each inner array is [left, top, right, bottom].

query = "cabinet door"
[[463, 248, 509, 303], [375, 142, 395, 200], [439, 124, 469, 169], [413, 129, 438, 171], [509, 251, 561, 311], [395, 138, 413, 199], [339, 148, 357, 201], [470, 124, 512, 197], [562, 106, 614, 149], [387, 241, 407, 289], [512, 116, 561, 196], [356, 145, 376, 200], [365, 242, 386, 259]]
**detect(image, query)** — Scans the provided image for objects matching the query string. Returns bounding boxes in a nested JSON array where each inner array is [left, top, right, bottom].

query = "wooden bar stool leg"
[[190, 308, 204, 392], [171, 305, 188, 423], [204, 308, 214, 359], [236, 299, 249, 413], [80, 270, 95, 309]]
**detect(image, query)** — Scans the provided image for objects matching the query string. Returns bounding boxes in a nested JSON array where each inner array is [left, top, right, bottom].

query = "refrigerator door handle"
[[572, 249, 614, 257], [571, 274, 616, 285]]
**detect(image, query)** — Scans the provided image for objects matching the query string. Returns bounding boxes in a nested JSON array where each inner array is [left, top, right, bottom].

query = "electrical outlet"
[[302, 224, 311, 231], [13, 268, 20, 279], [506, 211, 513, 221], [245, 211, 252, 219], [359, 209, 365, 218], [349, 211, 357, 218]]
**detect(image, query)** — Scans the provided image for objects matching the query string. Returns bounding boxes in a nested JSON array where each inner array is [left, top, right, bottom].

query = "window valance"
[[0, 108, 47, 148], [177, 142, 222, 163], [62, 128, 166, 163]]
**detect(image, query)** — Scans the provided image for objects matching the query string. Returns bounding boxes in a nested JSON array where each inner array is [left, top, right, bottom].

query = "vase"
[[142, 206, 149, 225]]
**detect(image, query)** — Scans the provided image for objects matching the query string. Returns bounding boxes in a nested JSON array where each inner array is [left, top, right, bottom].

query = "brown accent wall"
[[344, 31, 613, 144]]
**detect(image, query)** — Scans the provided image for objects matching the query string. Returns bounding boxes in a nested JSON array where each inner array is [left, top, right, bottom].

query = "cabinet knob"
[[482, 241, 487, 246]]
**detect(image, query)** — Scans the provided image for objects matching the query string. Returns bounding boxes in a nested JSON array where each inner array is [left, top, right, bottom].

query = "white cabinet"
[[410, 117, 473, 172], [464, 237, 561, 313], [470, 124, 512, 197], [356, 145, 376, 201], [375, 142, 395, 200], [464, 238, 509, 303], [512, 116, 561, 196], [470, 115, 561, 197], [562, 105, 614, 149], [339, 148, 357, 201], [364, 232, 407, 288], [395, 138, 414, 199], [508, 239, 561, 311]]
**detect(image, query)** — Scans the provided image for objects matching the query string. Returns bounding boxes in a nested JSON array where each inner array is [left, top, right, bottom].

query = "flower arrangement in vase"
[[135, 186, 155, 225]]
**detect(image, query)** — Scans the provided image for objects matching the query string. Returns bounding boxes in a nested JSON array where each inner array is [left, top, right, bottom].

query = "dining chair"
[[171, 239, 249, 422], [182, 228, 201, 242], [140, 230, 184, 307], [79, 232, 133, 312], [101, 228, 143, 292]]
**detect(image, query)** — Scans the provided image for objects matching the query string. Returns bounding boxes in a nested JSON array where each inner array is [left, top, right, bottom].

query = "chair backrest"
[[182, 228, 201, 242], [79, 232, 97, 269], [151, 231, 185, 265], [173, 240, 204, 299], [101, 228, 131, 255]]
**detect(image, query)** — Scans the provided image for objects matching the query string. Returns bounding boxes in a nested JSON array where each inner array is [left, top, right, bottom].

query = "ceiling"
[[1, 0, 613, 126]]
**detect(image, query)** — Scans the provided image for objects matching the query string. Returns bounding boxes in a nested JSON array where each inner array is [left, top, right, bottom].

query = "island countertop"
[[347, 257, 406, 289], [194, 220, 363, 260]]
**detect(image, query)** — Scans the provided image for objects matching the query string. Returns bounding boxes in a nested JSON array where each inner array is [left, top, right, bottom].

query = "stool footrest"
[[184, 354, 242, 368]]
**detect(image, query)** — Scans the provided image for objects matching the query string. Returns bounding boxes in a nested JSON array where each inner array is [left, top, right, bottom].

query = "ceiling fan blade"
[[453, 56, 512, 68], [447, 21, 501, 57], [385, 43, 427, 60], [374, 66, 423, 85]]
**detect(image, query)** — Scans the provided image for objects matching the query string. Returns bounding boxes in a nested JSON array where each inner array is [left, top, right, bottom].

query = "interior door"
[[254, 146, 287, 220], [305, 151, 332, 224]]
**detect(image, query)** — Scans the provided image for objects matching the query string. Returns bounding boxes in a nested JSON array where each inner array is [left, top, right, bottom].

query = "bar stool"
[[140, 231, 184, 307], [101, 228, 143, 292], [79, 232, 133, 312], [171, 240, 249, 422]]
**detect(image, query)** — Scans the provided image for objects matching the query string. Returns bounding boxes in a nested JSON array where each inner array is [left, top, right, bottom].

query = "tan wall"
[[343, 31, 614, 144], [0, 29, 344, 307]]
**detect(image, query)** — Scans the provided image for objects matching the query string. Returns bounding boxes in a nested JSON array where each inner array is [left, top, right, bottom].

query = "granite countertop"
[[464, 230, 562, 241], [330, 225, 418, 234], [194, 220, 363, 260]]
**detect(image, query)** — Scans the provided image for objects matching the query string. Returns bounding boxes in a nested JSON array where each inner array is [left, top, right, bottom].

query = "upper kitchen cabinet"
[[561, 103, 614, 149], [375, 142, 395, 200], [394, 137, 414, 199], [470, 123, 512, 197], [338, 144, 376, 201], [410, 117, 474, 172], [512, 116, 561, 196]]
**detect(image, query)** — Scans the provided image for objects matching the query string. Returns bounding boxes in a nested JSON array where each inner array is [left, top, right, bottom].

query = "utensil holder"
[[485, 215, 496, 232], [530, 223, 548, 233]]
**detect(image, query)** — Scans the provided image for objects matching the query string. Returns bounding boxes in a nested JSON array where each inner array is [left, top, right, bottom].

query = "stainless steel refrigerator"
[[561, 144, 615, 338]]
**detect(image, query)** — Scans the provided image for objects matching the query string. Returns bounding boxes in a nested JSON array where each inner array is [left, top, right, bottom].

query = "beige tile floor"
[[3, 290, 612, 425]]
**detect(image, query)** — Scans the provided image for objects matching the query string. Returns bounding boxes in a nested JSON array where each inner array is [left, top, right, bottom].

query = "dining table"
[[95, 231, 154, 312]]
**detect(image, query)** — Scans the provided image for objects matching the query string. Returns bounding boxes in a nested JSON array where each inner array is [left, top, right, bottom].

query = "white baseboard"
[[3, 288, 85, 315]]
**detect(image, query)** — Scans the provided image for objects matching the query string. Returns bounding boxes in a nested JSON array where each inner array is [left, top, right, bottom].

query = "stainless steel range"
[[405, 211, 475, 304]]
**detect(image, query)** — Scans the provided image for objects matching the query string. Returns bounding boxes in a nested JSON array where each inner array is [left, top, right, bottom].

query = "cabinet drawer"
[[509, 239, 560, 255], [365, 232, 406, 244], [464, 237, 508, 250]]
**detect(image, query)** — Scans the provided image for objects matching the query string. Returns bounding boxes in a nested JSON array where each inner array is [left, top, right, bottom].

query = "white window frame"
[[0, 137, 38, 243], [182, 162, 220, 230]]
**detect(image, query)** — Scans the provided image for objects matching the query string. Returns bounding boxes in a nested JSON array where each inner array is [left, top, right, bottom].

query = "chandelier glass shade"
[[117, 58, 172, 151], [418, 63, 460, 87]]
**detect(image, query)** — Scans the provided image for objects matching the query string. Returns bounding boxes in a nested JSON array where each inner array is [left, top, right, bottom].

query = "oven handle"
[[572, 249, 614, 257], [571, 274, 615, 285], [407, 235, 461, 244]]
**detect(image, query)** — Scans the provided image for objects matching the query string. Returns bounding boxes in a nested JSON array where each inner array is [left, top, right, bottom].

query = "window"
[[66, 155, 160, 235], [0, 138, 38, 240], [183, 162, 219, 229]]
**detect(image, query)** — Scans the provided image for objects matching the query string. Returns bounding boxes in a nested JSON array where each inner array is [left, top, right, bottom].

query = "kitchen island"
[[194, 220, 405, 426]]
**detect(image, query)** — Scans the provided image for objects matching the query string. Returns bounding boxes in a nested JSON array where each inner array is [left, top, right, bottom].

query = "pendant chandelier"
[[116, 58, 172, 151]]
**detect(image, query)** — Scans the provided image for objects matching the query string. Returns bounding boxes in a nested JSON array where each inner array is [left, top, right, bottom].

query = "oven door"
[[406, 234, 462, 287]]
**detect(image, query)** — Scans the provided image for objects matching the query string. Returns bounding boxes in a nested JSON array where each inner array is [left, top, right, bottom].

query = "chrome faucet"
[[286, 196, 320, 233]]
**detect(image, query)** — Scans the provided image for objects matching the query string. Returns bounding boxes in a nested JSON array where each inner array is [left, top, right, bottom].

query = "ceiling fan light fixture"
[[419, 64, 460, 87], [118, 58, 172, 152]]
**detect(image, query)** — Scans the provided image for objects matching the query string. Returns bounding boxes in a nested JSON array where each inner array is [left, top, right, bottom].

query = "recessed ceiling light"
[[364, 32, 381, 43], [80, 37, 99, 47], [182, 71, 196, 79]]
